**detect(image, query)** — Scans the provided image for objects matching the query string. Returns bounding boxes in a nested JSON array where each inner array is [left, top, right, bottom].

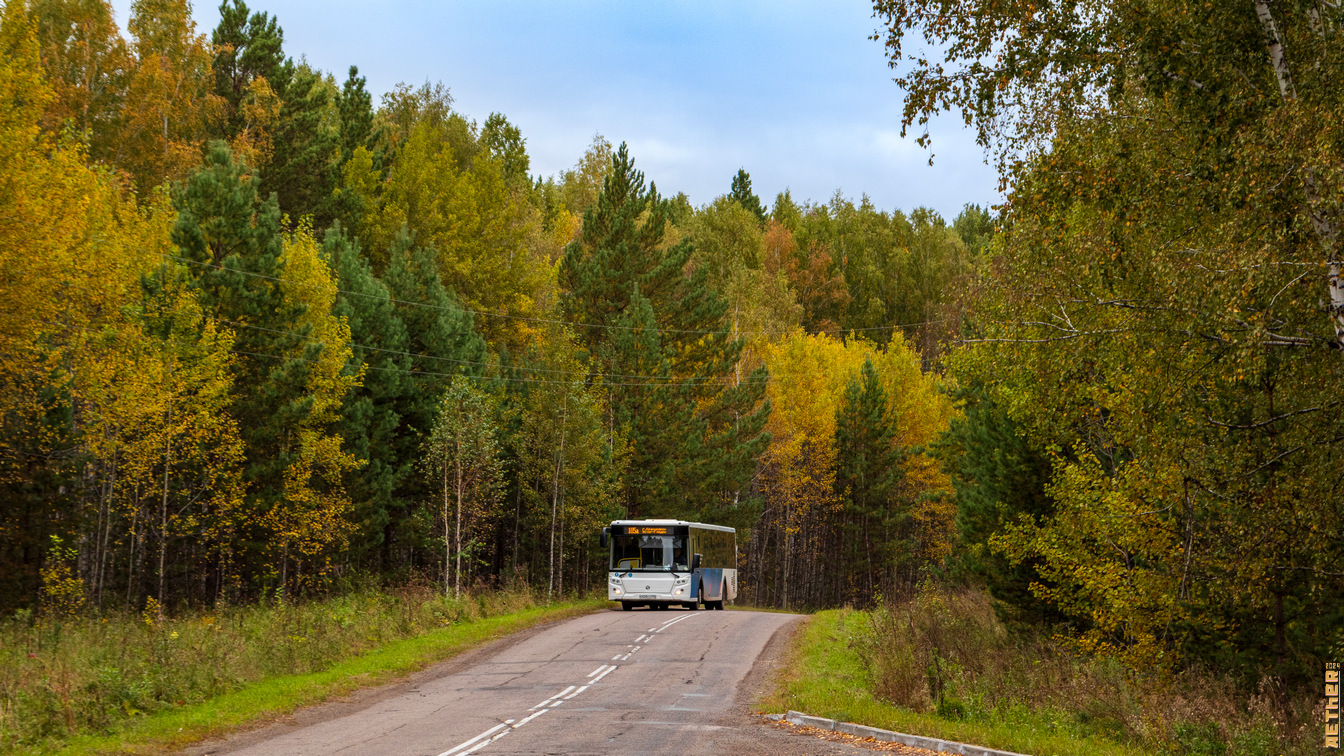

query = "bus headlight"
[[674, 588, 683, 595], [612, 587, 622, 595]]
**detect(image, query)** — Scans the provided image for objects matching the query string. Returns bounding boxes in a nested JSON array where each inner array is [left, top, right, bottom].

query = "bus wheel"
[[621, 601, 633, 611], [686, 599, 699, 611]]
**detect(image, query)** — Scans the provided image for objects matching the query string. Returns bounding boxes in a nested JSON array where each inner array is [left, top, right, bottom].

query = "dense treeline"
[[874, 0, 1344, 697], [0, 0, 983, 616]]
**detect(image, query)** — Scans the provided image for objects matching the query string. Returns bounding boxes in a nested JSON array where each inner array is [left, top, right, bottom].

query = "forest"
[[0, 0, 984, 620], [6, 0, 1344, 741]]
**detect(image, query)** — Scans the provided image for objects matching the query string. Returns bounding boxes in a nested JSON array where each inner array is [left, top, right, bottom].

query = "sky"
[[110, 0, 998, 219]]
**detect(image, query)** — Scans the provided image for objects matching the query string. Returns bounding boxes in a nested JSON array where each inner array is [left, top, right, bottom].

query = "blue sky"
[[111, 0, 997, 219]]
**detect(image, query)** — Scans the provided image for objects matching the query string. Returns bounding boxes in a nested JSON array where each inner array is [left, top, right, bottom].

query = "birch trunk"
[[1253, 0, 1344, 348], [548, 398, 568, 600], [455, 451, 463, 601], [442, 457, 450, 599], [158, 398, 172, 619]]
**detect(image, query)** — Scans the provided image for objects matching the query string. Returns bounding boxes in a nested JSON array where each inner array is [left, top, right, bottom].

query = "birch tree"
[[883, 0, 1344, 681], [423, 376, 502, 599]]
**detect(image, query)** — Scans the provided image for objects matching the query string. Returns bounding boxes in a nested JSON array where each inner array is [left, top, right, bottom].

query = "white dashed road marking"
[[438, 615, 697, 755]]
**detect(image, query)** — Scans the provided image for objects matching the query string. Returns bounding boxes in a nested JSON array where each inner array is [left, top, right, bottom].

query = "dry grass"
[[0, 584, 548, 752], [860, 587, 1317, 755]]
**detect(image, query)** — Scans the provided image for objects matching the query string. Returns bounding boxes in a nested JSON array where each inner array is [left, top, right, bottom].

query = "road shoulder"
[[179, 606, 604, 755]]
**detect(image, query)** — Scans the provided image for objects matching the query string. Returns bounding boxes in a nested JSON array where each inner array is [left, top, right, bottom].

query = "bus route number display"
[[1328, 661, 1341, 749], [628, 526, 667, 535]]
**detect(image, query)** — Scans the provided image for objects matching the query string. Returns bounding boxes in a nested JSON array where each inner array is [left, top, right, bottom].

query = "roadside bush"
[[859, 586, 1322, 755], [0, 584, 543, 750]]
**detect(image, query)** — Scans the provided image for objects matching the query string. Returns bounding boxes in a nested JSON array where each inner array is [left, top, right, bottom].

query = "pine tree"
[[211, 0, 288, 139], [729, 168, 767, 226], [171, 141, 316, 514], [558, 144, 770, 522], [336, 65, 378, 165], [605, 286, 681, 516], [379, 231, 487, 563], [262, 64, 339, 225], [325, 225, 409, 569], [833, 358, 902, 598], [934, 382, 1057, 623]]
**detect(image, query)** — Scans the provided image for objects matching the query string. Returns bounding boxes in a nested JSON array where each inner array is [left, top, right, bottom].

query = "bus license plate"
[[638, 594, 659, 599]]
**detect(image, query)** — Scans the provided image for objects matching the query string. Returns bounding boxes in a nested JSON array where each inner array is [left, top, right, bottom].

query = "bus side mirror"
[[600, 528, 609, 548], [691, 553, 701, 570]]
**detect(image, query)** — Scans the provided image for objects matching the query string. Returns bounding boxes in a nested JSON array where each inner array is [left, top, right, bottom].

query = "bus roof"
[[608, 519, 734, 533]]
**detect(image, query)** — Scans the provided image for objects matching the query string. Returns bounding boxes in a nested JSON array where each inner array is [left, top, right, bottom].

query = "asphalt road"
[[189, 607, 875, 756]]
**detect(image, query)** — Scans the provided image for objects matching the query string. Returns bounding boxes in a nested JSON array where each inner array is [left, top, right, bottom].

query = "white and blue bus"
[[601, 520, 737, 611]]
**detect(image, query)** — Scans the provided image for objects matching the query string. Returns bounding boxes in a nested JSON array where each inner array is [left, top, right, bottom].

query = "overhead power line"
[[19, 314, 773, 388], [163, 254, 948, 337], [217, 318, 763, 385]]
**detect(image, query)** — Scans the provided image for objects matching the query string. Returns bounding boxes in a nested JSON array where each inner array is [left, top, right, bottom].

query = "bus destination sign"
[[624, 526, 667, 535]]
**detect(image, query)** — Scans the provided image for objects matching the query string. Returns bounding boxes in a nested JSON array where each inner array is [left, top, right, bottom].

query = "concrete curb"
[[779, 710, 1032, 756]]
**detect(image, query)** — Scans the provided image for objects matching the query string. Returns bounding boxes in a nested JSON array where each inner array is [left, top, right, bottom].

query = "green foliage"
[[498, 325, 624, 596], [934, 383, 1057, 624], [834, 358, 906, 592], [211, 0, 288, 139], [728, 168, 767, 225], [951, 204, 993, 258], [336, 64, 379, 165], [261, 63, 340, 224], [173, 142, 314, 497], [893, 0, 1344, 689], [480, 111, 530, 185], [378, 232, 487, 568], [765, 608, 1147, 756], [423, 376, 504, 598], [558, 143, 770, 523], [689, 196, 802, 352], [325, 225, 410, 570], [0, 588, 597, 752]]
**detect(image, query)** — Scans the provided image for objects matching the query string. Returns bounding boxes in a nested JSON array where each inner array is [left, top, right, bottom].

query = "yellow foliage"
[[761, 332, 958, 576], [116, 0, 221, 194], [280, 222, 362, 423], [39, 536, 85, 621], [264, 223, 363, 589], [359, 122, 551, 350], [230, 76, 282, 171]]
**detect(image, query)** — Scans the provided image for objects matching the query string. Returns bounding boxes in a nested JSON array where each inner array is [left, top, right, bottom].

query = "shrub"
[[0, 585, 546, 750], [859, 586, 1324, 754]]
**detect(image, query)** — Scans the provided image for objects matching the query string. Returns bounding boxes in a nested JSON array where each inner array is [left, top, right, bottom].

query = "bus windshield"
[[610, 534, 689, 572]]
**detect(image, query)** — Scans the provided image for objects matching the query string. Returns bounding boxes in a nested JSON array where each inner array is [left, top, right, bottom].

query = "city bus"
[[600, 520, 737, 611]]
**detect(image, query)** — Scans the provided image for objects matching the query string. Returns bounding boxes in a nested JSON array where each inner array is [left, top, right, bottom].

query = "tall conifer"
[[171, 141, 317, 517], [729, 168, 767, 226], [263, 65, 339, 225], [558, 144, 770, 522], [325, 226, 409, 569], [337, 65, 378, 165], [379, 231, 487, 559], [211, 0, 288, 138], [834, 358, 903, 597]]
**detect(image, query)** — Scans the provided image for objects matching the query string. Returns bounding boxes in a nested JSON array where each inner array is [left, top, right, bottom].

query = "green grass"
[[3, 594, 604, 756], [761, 609, 1152, 756]]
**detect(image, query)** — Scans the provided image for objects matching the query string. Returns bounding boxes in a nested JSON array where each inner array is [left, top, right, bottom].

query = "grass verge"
[[3, 593, 604, 756], [759, 609, 1150, 756]]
